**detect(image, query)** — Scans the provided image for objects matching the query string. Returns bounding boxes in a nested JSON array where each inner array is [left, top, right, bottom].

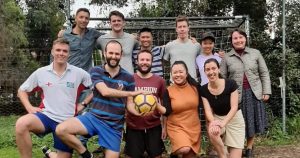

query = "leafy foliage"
[[130, 0, 209, 17], [0, 0, 41, 115], [1, 0, 27, 47], [263, 0, 300, 116], [24, 0, 65, 65], [90, 0, 130, 8], [233, 0, 267, 31]]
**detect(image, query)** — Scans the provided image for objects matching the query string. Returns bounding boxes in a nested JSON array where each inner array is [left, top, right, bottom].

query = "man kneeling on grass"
[[15, 38, 92, 158], [56, 40, 144, 158]]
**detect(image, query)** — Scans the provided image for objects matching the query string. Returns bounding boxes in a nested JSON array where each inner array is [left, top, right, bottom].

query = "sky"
[[70, 0, 142, 27]]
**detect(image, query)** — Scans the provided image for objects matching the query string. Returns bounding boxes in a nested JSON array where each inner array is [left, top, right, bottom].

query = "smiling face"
[[139, 31, 153, 49], [51, 43, 69, 65], [201, 38, 215, 55], [171, 64, 188, 85], [104, 42, 122, 68], [75, 11, 90, 29], [137, 51, 152, 74], [204, 60, 220, 82], [231, 31, 247, 50], [176, 21, 189, 40], [110, 15, 125, 33]]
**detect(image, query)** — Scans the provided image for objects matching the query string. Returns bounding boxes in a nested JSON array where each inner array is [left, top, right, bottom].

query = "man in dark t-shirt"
[[125, 49, 166, 158]]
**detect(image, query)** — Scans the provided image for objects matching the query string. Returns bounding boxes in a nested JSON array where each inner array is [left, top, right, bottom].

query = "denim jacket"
[[220, 47, 271, 103]]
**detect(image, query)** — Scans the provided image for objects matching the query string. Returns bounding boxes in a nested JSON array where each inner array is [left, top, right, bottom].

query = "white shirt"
[[19, 63, 92, 123]]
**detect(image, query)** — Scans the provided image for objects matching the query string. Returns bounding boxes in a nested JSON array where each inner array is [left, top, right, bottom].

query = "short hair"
[[229, 28, 248, 47], [137, 49, 153, 61], [109, 10, 125, 21], [175, 15, 189, 27], [138, 27, 153, 36], [104, 40, 123, 53], [53, 38, 69, 46], [76, 8, 90, 16]]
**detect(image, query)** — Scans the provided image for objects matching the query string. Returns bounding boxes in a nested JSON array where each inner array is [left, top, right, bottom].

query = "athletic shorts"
[[124, 125, 165, 158], [77, 112, 122, 152], [214, 110, 245, 149], [34, 112, 73, 153]]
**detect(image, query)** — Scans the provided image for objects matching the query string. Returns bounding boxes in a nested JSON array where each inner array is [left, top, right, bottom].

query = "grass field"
[[0, 115, 105, 157], [0, 115, 135, 157], [0, 115, 52, 157], [1, 115, 299, 158]]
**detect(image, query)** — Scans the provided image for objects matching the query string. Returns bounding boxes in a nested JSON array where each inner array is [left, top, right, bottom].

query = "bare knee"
[[56, 123, 68, 137], [15, 116, 31, 135], [176, 147, 191, 155]]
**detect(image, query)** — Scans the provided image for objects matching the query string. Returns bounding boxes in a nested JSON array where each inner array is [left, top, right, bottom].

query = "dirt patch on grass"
[[253, 144, 300, 158]]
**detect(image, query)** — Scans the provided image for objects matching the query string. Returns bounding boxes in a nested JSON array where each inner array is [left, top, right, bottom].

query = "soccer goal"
[[90, 16, 250, 138], [91, 16, 250, 79]]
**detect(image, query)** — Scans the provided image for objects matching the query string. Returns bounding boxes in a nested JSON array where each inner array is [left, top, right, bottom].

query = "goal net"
[[92, 16, 249, 139], [92, 16, 249, 79]]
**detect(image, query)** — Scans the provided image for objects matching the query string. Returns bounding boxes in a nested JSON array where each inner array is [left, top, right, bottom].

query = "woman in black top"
[[200, 58, 245, 158]]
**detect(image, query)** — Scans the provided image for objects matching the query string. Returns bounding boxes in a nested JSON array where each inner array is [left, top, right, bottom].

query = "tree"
[[131, 0, 209, 17], [0, 0, 39, 115], [204, 0, 233, 16], [24, 0, 66, 65], [264, 0, 300, 116], [233, 0, 267, 31]]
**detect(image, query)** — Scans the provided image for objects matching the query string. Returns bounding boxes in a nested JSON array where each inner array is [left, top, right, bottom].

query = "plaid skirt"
[[241, 88, 268, 138]]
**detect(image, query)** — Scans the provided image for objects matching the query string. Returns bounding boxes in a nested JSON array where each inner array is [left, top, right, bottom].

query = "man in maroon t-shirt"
[[125, 49, 166, 158]]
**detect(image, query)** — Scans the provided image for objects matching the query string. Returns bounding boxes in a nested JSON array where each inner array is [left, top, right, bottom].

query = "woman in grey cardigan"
[[220, 29, 271, 158]]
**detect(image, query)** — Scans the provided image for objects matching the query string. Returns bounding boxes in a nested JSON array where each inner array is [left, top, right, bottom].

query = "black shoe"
[[245, 149, 253, 158], [92, 146, 105, 154], [41, 146, 51, 158], [169, 153, 178, 158]]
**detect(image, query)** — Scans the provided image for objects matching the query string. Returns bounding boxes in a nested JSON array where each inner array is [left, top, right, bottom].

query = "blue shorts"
[[77, 112, 122, 152], [35, 112, 72, 153]]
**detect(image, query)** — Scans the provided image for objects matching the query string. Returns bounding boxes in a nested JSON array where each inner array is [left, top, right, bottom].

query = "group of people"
[[15, 8, 272, 158]]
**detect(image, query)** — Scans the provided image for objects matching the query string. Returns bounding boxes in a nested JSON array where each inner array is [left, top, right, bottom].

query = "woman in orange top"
[[156, 61, 201, 158]]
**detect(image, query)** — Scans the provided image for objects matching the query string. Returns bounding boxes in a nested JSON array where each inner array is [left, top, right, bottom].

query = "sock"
[[81, 149, 92, 158]]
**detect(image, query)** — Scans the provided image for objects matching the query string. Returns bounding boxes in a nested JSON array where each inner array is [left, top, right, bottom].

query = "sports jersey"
[[89, 65, 135, 131], [19, 63, 92, 122]]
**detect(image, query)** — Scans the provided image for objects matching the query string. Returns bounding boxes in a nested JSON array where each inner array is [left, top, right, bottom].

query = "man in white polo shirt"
[[15, 38, 92, 158]]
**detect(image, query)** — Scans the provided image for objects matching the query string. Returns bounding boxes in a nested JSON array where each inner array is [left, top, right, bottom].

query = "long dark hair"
[[171, 61, 198, 87], [204, 58, 223, 79]]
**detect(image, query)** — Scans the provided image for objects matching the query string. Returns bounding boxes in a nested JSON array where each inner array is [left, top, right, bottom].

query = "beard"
[[137, 64, 151, 74], [106, 58, 120, 68]]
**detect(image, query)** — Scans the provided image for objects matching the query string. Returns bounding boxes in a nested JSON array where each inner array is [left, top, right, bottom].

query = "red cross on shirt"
[[45, 82, 52, 87]]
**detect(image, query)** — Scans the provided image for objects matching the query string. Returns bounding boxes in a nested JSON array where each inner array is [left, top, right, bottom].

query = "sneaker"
[[245, 149, 253, 158], [41, 146, 51, 158], [169, 153, 178, 158], [92, 146, 105, 154]]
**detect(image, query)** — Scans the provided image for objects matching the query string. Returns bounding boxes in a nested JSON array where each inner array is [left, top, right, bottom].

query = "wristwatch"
[[81, 101, 87, 107]]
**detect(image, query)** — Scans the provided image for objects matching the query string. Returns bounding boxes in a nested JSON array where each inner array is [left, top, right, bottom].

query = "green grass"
[[256, 115, 300, 146], [0, 115, 109, 157], [0, 115, 53, 157], [1, 115, 300, 157]]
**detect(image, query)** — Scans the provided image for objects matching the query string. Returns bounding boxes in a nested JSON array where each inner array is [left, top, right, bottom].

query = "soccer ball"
[[134, 94, 157, 113]]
